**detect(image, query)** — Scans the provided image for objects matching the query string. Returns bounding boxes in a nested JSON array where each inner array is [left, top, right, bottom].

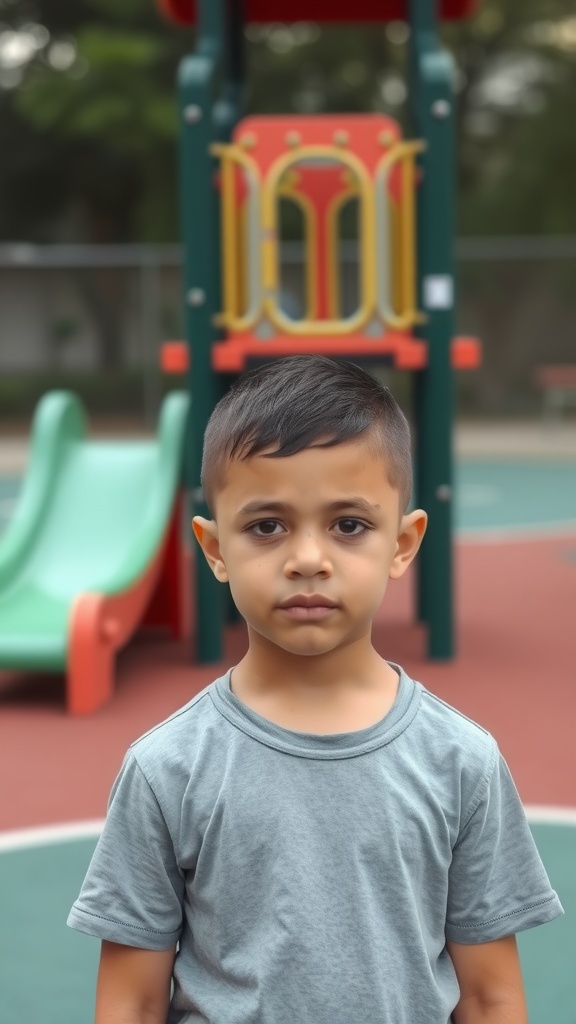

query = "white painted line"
[[525, 805, 576, 825], [0, 819, 104, 852], [0, 808, 575, 853]]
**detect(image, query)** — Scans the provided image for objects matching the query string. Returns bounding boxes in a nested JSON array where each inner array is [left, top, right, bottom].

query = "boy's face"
[[194, 438, 426, 660]]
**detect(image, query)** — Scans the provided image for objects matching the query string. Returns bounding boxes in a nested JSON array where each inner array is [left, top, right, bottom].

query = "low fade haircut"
[[201, 355, 413, 514]]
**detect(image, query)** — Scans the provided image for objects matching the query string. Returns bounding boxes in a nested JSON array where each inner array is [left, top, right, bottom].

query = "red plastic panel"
[[157, 0, 479, 27], [232, 114, 402, 174], [212, 334, 429, 373]]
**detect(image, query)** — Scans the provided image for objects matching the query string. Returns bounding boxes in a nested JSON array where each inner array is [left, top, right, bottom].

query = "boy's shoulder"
[[417, 682, 495, 748], [410, 678, 500, 804], [128, 676, 226, 775]]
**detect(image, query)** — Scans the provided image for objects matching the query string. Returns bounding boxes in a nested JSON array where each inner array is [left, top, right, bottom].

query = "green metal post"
[[408, 0, 456, 658], [218, 0, 246, 628], [178, 0, 227, 662]]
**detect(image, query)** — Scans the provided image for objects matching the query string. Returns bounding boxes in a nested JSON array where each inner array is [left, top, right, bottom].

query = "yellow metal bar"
[[262, 161, 278, 306], [211, 143, 262, 332], [375, 140, 426, 331], [390, 200, 402, 316], [262, 145, 376, 336], [237, 198, 248, 319], [359, 163, 377, 330], [400, 152, 416, 319], [221, 150, 238, 319]]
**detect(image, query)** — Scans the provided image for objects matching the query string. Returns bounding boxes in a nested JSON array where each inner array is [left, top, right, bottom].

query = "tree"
[[0, 0, 189, 243], [0, 0, 190, 367], [443, 0, 576, 233], [1, 0, 576, 243]]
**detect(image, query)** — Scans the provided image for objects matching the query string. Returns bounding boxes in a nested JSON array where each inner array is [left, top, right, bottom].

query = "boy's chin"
[[248, 626, 362, 659]]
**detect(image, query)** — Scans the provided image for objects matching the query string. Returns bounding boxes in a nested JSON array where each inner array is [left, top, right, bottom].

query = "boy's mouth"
[[277, 595, 338, 620]]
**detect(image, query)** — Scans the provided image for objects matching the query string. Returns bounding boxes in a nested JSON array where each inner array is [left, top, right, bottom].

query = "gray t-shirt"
[[68, 667, 563, 1024]]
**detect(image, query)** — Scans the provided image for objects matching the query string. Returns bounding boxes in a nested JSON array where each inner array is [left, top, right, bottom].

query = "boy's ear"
[[389, 509, 428, 580], [192, 516, 229, 583]]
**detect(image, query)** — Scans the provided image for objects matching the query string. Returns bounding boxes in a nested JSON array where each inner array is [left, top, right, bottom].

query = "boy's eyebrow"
[[235, 501, 292, 519], [328, 498, 382, 514], [235, 498, 381, 518]]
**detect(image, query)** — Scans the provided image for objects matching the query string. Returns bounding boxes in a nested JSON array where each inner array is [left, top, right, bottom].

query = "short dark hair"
[[201, 355, 412, 513]]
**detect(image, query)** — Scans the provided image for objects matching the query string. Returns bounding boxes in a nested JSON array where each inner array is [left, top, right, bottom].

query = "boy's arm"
[[94, 940, 176, 1024], [447, 936, 528, 1024]]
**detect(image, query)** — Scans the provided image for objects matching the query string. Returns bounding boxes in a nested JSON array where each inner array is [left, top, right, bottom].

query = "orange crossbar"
[[211, 333, 428, 373], [161, 336, 481, 375]]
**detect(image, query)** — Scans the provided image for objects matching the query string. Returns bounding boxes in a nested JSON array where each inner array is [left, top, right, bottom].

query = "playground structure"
[[0, 393, 189, 713], [0, 0, 482, 713], [210, 114, 478, 373], [160, 0, 481, 663]]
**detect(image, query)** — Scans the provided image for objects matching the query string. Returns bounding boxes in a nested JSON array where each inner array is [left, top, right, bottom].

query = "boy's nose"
[[284, 532, 332, 578]]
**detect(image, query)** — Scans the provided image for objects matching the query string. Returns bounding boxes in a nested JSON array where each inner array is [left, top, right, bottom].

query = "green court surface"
[[0, 823, 573, 1023], [455, 459, 576, 535], [2, 458, 575, 539]]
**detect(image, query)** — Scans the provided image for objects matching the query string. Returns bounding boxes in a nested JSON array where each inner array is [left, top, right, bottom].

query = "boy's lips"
[[278, 595, 338, 609], [277, 595, 338, 620]]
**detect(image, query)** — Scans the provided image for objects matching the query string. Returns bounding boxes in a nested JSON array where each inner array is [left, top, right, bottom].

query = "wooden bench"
[[534, 364, 576, 424]]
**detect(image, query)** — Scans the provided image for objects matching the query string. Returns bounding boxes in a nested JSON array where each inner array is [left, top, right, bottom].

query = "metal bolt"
[[333, 129, 349, 147], [285, 130, 302, 148], [187, 288, 206, 307], [184, 104, 202, 124], [431, 99, 451, 119], [378, 130, 395, 148], [240, 132, 257, 150], [436, 484, 452, 502]]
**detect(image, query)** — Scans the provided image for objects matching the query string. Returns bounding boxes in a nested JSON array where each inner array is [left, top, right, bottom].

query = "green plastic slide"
[[0, 390, 189, 685]]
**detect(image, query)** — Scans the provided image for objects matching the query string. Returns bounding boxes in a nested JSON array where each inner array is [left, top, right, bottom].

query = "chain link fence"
[[0, 238, 575, 425]]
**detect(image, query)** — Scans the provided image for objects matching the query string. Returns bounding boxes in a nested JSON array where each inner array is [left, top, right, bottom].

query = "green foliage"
[[86, 0, 152, 23], [443, 0, 576, 233], [0, 0, 188, 241], [1, 0, 576, 241], [17, 17, 179, 140], [17, 26, 178, 150]]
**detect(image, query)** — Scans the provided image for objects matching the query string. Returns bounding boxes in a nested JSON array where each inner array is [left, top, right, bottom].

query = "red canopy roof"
[[158, 0, 479, 27]]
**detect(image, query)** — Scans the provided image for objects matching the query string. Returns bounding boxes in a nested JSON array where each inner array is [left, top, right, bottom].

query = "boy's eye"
[[334, 518, 368, 536], [249, 520, 284, 537]]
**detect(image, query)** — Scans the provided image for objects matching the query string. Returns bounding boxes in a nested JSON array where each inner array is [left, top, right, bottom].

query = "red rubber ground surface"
[[1, 535, 574, 830]]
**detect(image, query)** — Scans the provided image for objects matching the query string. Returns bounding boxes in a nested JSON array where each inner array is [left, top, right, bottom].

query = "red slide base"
[[67, 496, 187, 715]]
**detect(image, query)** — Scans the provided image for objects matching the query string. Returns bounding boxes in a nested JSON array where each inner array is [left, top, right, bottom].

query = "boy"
[[68, 356, 562, 1024]]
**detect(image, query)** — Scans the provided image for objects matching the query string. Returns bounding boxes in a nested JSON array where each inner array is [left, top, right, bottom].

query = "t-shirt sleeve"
[[445, 745, 563, 944], [67, 750, 184, 950]]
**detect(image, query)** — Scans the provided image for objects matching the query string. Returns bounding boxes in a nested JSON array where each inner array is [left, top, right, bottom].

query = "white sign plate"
[[423, 274, 454, 310]]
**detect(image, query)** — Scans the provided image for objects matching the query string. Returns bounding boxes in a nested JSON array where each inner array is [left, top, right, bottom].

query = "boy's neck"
[[230, 637, 400, 735]]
